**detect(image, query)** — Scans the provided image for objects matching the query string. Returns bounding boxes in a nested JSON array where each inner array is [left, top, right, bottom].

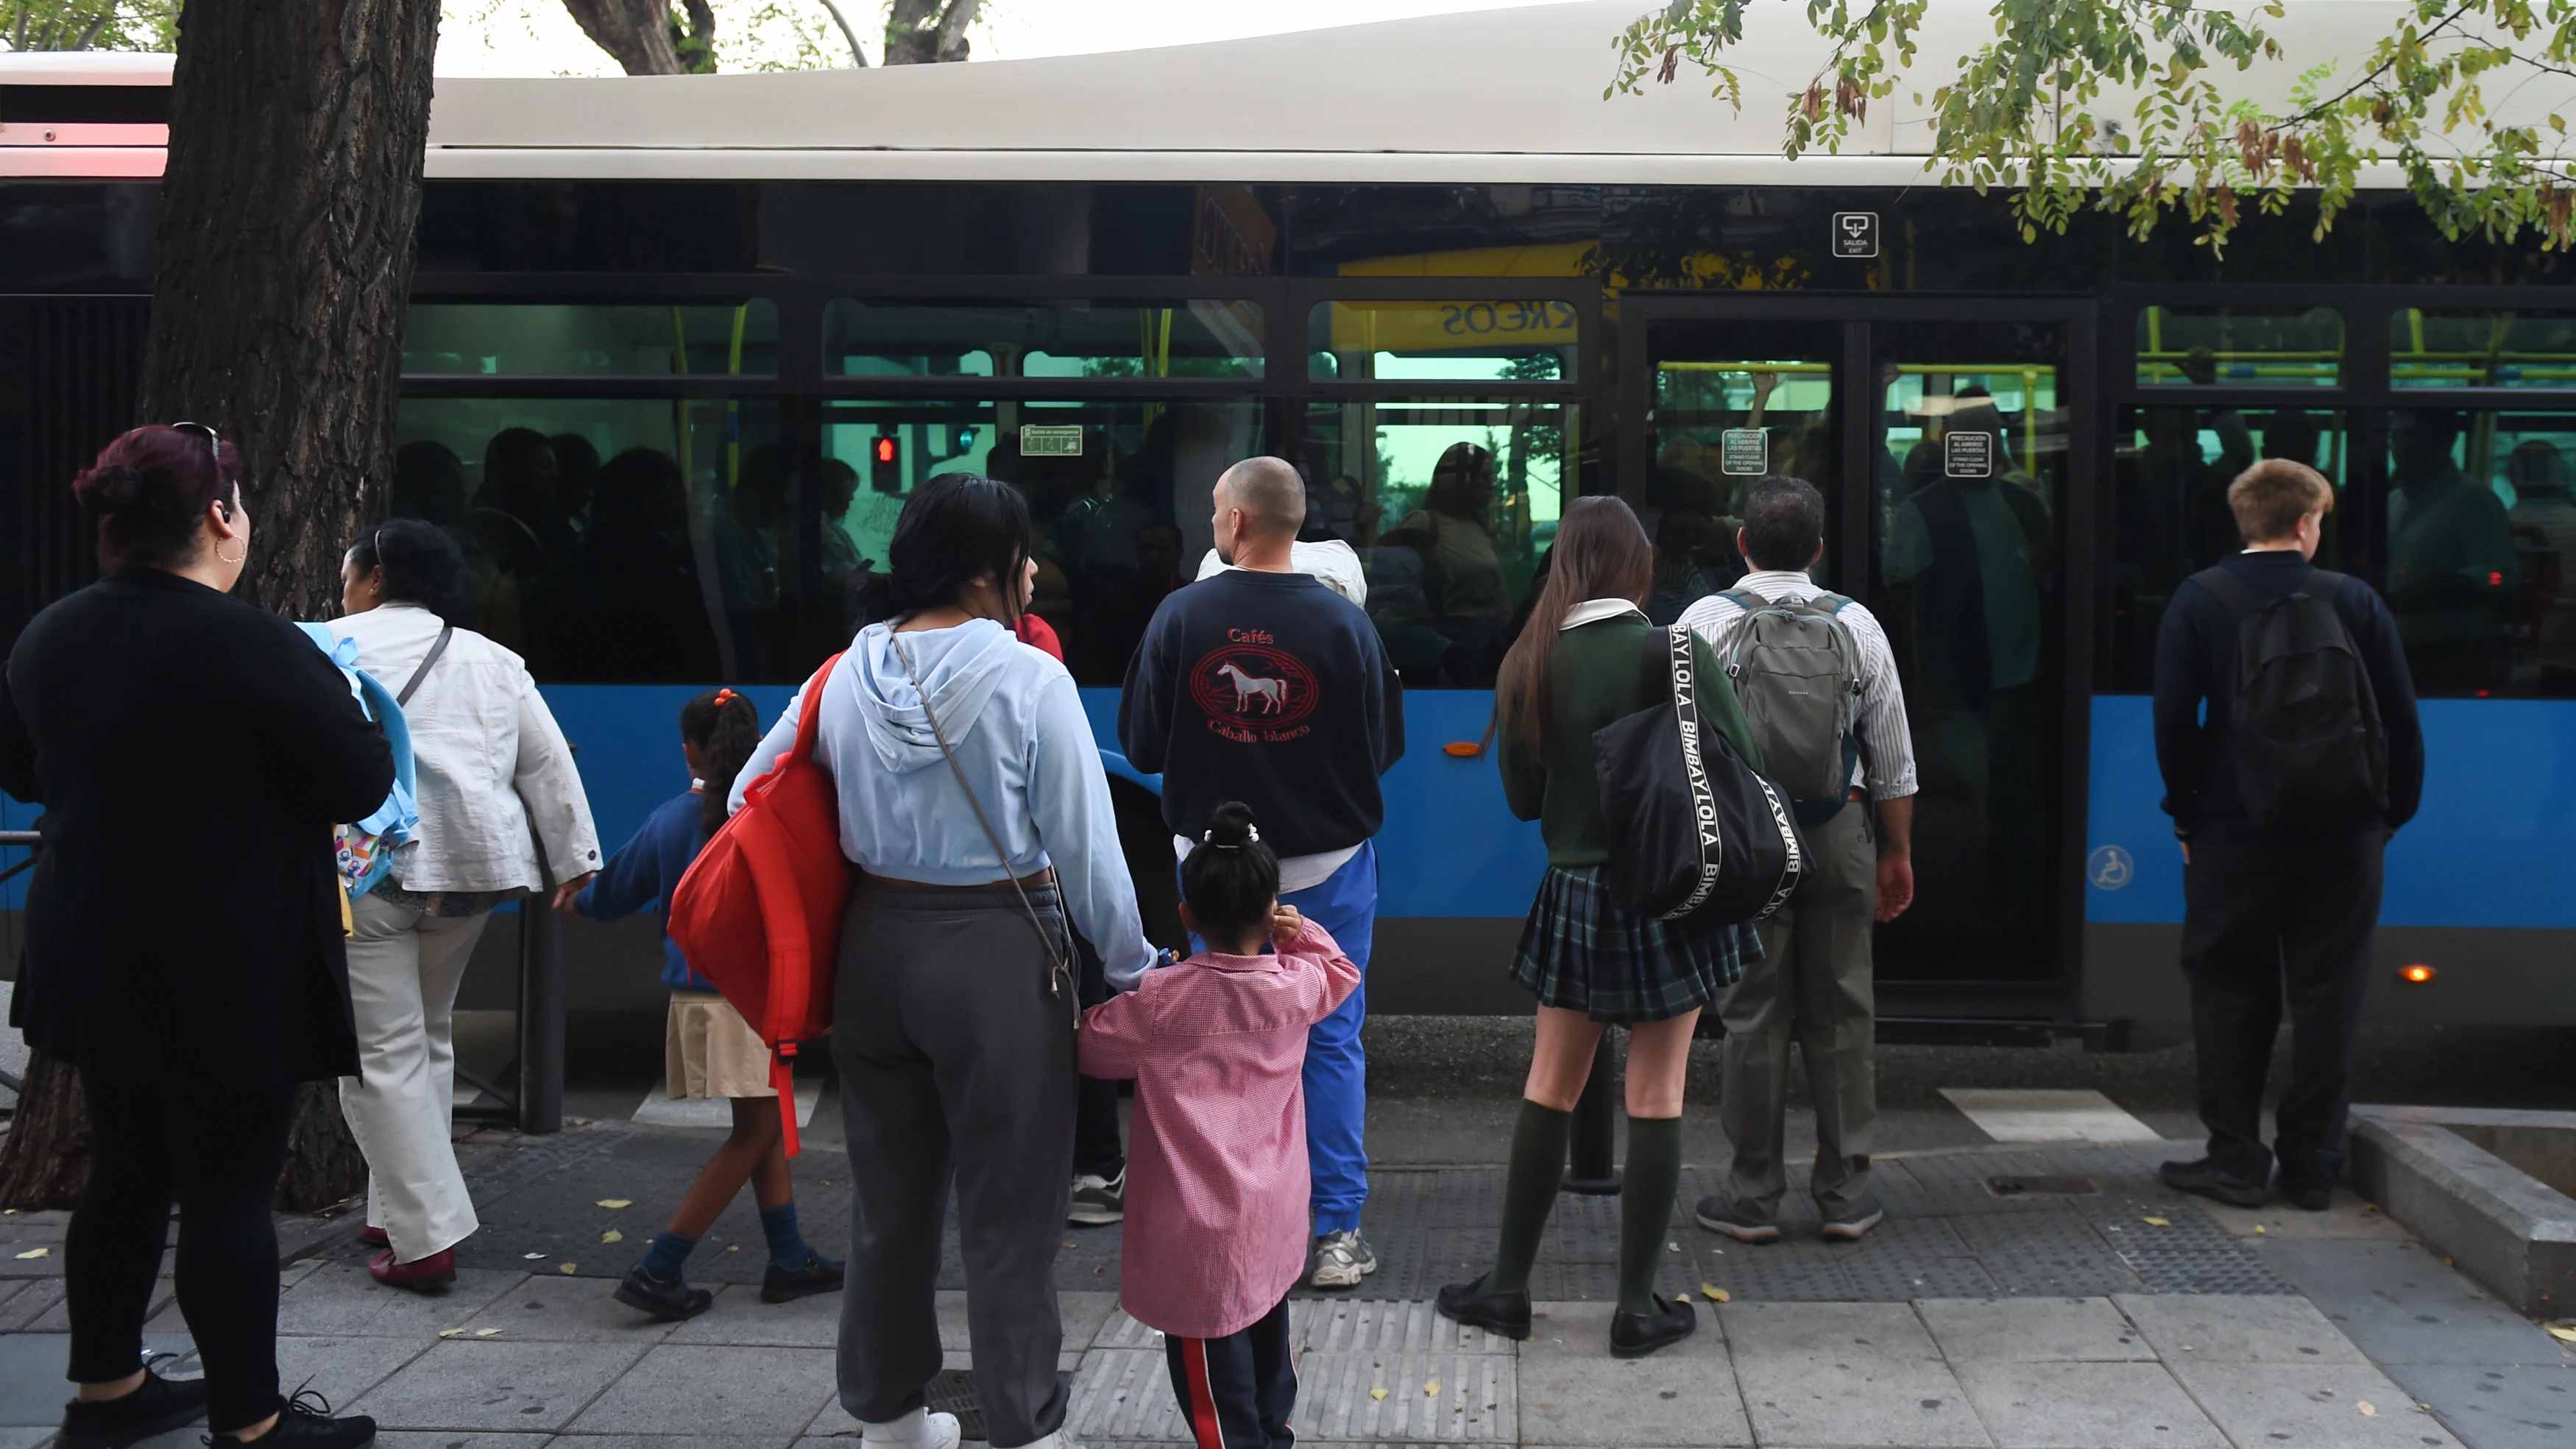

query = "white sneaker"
[[1310, 1229, 1379, 1289], [859, 1408, 962, 1449]]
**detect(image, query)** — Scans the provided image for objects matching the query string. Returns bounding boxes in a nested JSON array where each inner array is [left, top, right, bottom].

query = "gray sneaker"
[[1310, 1229, 1379, 1289], [1819, 1197, 1886, 1241], [1068, 1169, 1125, 1227]]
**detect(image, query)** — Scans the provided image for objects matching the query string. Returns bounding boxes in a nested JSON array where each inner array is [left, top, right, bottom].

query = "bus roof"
[[5, 1, 2568, 184]]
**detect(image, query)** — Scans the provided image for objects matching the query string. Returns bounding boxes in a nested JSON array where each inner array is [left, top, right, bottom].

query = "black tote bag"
[[1593, 623, 1805, 926]]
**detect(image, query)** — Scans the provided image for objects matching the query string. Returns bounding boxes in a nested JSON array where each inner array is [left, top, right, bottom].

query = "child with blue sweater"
[[568, 687, 841, 1320]]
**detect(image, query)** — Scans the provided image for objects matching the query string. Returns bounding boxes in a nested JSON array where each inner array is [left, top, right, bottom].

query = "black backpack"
[[2193, 566, 2390, 832], [1593, 623, 1805, 926]]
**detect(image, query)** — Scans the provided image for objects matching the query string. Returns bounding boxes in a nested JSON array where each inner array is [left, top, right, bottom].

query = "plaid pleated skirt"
[[1509, 865, 1763, 1024]]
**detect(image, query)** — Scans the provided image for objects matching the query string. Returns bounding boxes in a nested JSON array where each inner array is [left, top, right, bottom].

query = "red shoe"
[[356, 1225, 389, 1249], [369, 1246, 456, 1292]]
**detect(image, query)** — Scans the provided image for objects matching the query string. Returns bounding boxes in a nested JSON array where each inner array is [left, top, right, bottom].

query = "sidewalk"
[[4, 1102, 2571, 1449]]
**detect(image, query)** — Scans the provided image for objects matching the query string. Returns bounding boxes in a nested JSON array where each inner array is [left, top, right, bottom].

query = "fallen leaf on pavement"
[[595, 1200, 631, 1209], [475, 1328, 500, 1337], [1370, 1388, 1388, 1401], [1423, 1380, 1440, 1397], [523, 1253, 546, 1261], [2359, 1401, 2377, 1417], [437, 1328, 465, 1338], [601, 1230, 623, 1244], [1702, 1283, 1731, 1303], [2546, 1325, 2576, 1344], [559, 1263, 578, 1275], [13, 1247, 47, 1260], [2141, 1216, 2171, 1227], [2253, 1225, 2267, 1236]]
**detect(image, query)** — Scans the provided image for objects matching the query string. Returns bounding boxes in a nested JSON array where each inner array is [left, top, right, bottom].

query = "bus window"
[[392, 397, 792, 684], [403, 302, 779, 377], [2389, 310, 2576, 389], [2135, 305, 2343, 389], [2104, 408, 2352, 692], [824, 300, 1263, 380], [2388, 408, 2576, 698], [1643, 319, 1843, 616], [1303, 398, 1576, 687], [1307, 300, 1579, 383]]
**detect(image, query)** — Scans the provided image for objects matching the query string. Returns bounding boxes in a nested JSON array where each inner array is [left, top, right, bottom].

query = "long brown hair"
[[1496, 495, 1655, 756]]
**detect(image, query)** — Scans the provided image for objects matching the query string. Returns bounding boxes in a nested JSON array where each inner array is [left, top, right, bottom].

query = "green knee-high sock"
[[1616, 1116, 1685, 1315], [1482, 1099, 1572, 1296]]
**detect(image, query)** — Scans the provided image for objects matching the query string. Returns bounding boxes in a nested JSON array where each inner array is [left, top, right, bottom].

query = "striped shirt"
[[1675, 571, 1920, 801]]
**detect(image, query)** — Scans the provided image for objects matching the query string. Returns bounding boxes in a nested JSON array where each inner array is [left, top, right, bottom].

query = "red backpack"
[[668, 652, 852, 1155]]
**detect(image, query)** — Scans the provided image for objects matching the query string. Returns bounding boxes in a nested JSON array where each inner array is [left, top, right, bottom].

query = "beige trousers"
[[339, 893, 492, 1262]]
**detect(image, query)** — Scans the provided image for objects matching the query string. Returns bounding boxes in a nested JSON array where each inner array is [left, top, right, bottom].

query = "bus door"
[[1621, 299, 2098, 1028]]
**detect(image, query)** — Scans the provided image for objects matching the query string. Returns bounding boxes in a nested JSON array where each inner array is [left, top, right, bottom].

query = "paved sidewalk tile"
[[2167, 1359, 2467, 1448], [1917, 1297, 2153, 1361], [349, 1338, 650, 1432], [273, 1331, 436, 1406], [275, 1261, 524, 1339], [1296, 1347, 1515, 1442], [1954, 1360, 2227, 1449], [2257, 1238, 2576, 1368], [565, 1343, 837, 1437], [1733, 1350, 1990, 1448], [1717, 1300, 1941, 1360], [2378, 1363, 2576, 1449], [2114, 1292, 2368, 1364], [459, 1273, 688, 1345], [1516, 1301, 1749, 1446], [668, 1284, 841, 1347], [371, 1436, 551, 1448]]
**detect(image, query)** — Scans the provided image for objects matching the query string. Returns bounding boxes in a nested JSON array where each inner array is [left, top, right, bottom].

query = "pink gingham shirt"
[[1076, 918, 1361, 1339]]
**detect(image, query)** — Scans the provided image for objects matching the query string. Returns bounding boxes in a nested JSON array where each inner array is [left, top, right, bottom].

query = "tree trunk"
[[103, 0, 439, 1213], [0, 1052, 91, 1209], [560, 0, 682, 75], [884, 0, 974, 64]]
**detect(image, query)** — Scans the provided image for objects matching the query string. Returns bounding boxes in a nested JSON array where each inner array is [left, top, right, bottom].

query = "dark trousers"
[[1165, 1292, 1297, 1449], [1072, 929, 1125, 1180], [67, 1066, 297, 1434], [2179, 823, 2387, 1186], [832, 879, 1078, 1449]]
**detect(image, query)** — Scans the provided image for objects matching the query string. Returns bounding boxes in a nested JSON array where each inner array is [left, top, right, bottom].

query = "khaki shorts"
[[665, 991, 777, 1100]]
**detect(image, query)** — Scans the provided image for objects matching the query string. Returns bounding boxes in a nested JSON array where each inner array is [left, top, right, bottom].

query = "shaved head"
[[1216, 456, 1305, 539]]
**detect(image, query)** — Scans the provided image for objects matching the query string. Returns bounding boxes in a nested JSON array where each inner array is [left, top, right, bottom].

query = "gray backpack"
[[1717, 589, 1862, 825]]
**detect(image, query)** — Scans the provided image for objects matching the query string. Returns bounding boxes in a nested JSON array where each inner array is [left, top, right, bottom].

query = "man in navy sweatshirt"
[[1119, 455, 1405, 1289], [2153, 458, 2423, 1214]]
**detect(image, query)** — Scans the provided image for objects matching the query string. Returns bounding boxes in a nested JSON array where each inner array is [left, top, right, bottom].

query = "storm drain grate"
[[926, 1368, 986, 1440], [1985, 1174, 2103, 1198]]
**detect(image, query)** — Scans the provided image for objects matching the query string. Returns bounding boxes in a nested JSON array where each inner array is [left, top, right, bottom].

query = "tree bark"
[[559, 0, 682, 75], [884, 0, 974, 64], [91, 0, 441, 1213], [0, 1052, 91, 1209]]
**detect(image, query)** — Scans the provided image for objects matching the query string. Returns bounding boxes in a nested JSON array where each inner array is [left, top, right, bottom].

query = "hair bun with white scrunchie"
[[1200, 800, 1262, 850]]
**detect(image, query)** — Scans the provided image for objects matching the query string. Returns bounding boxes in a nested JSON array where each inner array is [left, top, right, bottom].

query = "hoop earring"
[[215, 539, 246, 566]]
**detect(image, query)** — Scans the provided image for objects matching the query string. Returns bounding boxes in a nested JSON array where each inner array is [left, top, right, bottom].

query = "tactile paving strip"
[[1068, 1346, 1517, 1443]]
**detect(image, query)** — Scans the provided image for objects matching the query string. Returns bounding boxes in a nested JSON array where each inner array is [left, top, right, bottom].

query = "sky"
[[433, 0, 1581, 77]]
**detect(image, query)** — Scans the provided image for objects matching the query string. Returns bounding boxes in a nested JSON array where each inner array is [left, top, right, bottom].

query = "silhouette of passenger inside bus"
[[1882, 400, 2055, 933], [1385, 442, 1512, 682], [2505, 438, 2576, 681], [1062, 464, 1156, 598], [2257, 410, 2325, 470], [1077, 520, 1189, 687], [2388, 408, 2517, 690], [583, 446, 721, 681], [392, 441, 469, 526], [549, 432, 601, 536], [716, 445, 788, 618]]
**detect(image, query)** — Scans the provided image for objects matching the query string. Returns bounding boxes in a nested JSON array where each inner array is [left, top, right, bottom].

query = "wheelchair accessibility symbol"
[[2087, 845, 2135, 890]]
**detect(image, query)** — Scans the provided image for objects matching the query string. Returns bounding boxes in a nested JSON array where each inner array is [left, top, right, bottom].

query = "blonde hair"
[[2228, 458, 2335, 545]]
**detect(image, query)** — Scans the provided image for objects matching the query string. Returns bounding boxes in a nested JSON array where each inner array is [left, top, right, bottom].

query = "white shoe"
[[1310, 1229, 1379, 1289], [860, 1409, 962, 1449]]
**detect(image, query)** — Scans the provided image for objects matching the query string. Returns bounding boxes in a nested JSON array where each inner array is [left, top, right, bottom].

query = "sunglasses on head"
[[169, 421, 234, 519]]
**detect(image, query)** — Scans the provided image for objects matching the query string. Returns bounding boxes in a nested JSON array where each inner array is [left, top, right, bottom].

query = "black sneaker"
[[613, 1264, 714, 1321], [1820, 1198, 1886, 1241], [1693, 1196, 1782, 1243], [761, 1252, 845, 1303], [1434, 1276, 1532, 1340], [2159, 1157, 2268, 1209], [57, 1364, 208, 1449], [1610, 1294, 1699, 1359], [1068, 1169, 1125, 1227], [213, 1388, 375, 1447]]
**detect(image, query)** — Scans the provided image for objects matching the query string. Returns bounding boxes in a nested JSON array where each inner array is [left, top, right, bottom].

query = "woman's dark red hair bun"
[[73, 425, 242, 570], [71, 462, 152, 514]]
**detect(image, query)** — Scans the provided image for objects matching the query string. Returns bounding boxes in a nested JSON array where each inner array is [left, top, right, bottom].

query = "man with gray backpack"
[[1678, 475, 1918, 1244]]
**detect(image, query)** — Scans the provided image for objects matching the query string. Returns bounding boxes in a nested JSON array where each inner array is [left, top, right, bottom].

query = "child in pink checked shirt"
[[1078, 801, 1361, 1449]]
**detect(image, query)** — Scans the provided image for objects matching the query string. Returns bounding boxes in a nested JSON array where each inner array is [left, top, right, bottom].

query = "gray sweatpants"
[[832, 877, 1078, 1448], [1719, 801, 1880, 1221]]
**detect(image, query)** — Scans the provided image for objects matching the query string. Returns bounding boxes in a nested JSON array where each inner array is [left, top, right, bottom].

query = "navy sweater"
[[575, 789, 712, 991], [1118, 569, 1405, 858], [2153, 550, 2424, 834]]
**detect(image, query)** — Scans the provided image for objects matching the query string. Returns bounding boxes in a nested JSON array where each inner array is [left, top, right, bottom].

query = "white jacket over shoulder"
[[329, 602, 601, 892]]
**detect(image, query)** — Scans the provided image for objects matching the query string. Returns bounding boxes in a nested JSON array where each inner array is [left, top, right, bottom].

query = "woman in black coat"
[[0, 424, 393, 1449]]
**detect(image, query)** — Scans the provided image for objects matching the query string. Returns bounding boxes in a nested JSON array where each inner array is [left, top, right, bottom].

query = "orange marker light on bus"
[[1443, 741, 1485, 758], [2400, 964, 2436, 984]]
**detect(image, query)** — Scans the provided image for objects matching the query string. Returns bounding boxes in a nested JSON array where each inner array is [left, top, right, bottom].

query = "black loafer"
[[2278, 1178, 2334, 1212], [2159, 1157, 2268, 1208], [56, 1366, 208, 1449], [1434, 1277, 1532, 1340], [613, 1264, 714, 1321], [761, 1253, 845, 1303], [233, 1388, 377, 1447], [1610, 1293, 1699, 1359]]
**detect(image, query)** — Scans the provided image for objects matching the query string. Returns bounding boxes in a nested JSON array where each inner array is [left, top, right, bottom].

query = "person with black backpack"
[[1677, 475, 1919, 1246], [2153, 458, 2424, 1211]]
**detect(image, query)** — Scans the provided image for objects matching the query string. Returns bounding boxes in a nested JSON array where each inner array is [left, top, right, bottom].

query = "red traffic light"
[[874, 436, 896, 464]]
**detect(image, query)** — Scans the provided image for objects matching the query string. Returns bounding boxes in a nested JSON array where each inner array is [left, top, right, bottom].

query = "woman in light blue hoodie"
[[735, 473, 1153, 1449]]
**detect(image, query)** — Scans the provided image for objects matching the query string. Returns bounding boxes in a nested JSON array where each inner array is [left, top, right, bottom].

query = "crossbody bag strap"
[[396, 625, 454, 708], [886, 630, 1074, 1005]]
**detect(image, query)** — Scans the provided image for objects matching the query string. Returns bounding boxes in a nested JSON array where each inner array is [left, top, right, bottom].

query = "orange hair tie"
[[713, 688, 737, 709]]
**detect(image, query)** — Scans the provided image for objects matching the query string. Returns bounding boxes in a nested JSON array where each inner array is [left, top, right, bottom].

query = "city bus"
[[7, 0, 2574, 1049]]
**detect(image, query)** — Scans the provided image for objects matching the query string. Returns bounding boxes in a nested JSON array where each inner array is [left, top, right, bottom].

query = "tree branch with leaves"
[[1614, 0, 2576, 249]]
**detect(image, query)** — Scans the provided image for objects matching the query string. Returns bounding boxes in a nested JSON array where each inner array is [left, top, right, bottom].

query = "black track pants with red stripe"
[[1164, 1292, 1297, 1449]]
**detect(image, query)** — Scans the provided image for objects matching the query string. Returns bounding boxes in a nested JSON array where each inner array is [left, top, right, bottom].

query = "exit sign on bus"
[[1019, 425, 1084, 457]]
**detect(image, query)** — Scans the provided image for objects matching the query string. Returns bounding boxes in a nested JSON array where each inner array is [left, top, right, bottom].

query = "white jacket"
[[326, 603, 601, 893], [1196, 539, 1369, 608]]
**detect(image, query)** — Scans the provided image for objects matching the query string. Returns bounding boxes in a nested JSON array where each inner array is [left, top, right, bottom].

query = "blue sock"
[[760, 1202, 817, 1269], [637, 1230, 696, 1283]]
